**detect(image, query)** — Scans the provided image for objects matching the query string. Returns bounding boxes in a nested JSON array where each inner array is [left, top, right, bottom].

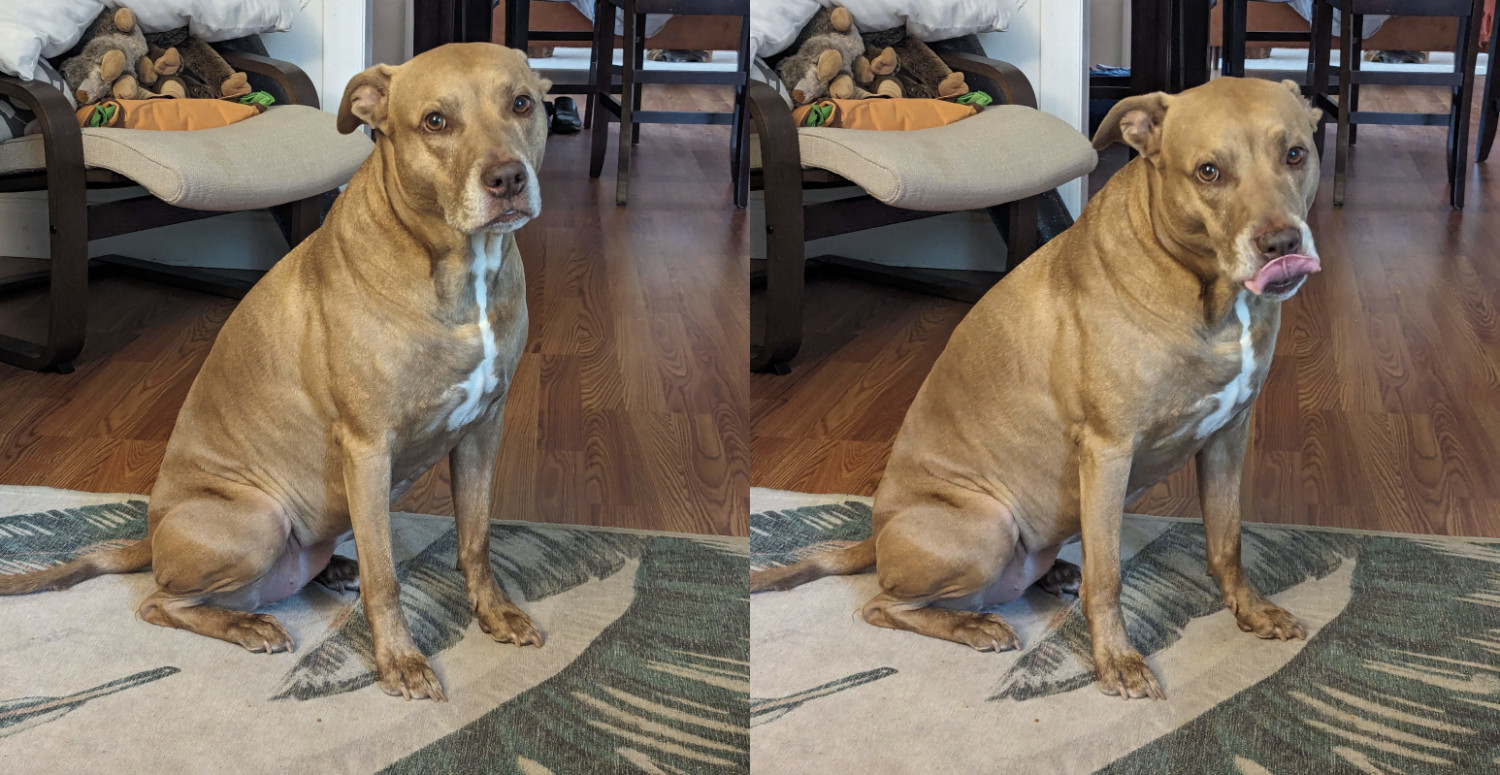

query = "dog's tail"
[[750, 539, 876, 593], [0, 539, 152, 596]]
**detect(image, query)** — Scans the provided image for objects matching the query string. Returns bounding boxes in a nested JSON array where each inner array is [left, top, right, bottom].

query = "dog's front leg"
[[1078, 428, 1165, 700], [1197, 411, 1305, 641], [451, 414, 543, 647], [342, 433, 447, 701]]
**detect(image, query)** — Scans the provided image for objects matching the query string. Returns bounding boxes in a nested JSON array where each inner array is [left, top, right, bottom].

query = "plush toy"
[[58, 7, 163, 105], [144, 28, 251, 101], [854, 33, 969, 100], [774, 6, 873, 105]]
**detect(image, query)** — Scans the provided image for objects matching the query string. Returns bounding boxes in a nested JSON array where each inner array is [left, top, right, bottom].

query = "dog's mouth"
[[1245, 253, 1320, 297], [479, 205, 534, 232]]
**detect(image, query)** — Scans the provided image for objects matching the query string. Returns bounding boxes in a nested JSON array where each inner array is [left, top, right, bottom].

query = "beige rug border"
[[0, 484, 746, 546], [750, 486, 1500, 544]]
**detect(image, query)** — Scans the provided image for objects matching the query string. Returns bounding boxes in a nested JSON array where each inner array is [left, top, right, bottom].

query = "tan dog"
[[751, 77, 1324, 700], [0, 43, 552, 702]]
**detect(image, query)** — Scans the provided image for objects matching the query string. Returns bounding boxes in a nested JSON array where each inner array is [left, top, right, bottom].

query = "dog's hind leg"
[[860, 490, 1025, 652], [136, 492, 300, 653]]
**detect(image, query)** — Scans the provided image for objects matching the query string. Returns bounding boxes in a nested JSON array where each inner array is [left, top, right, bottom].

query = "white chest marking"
[[1195, 293, 1257, 439], [447, 233, 504, 431]]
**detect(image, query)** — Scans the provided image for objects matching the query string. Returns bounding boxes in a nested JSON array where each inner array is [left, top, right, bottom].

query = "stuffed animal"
[[58, 7, 163, 105], [853, 28, 903, 99], [774, 6, 873, 105], [144, 28, 251, 101], [854, 33, 969, 100]]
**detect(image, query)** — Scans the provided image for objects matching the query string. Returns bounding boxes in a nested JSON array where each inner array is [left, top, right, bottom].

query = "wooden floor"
[[752, 80, 1500, 539], [0, 85, 748, 537]]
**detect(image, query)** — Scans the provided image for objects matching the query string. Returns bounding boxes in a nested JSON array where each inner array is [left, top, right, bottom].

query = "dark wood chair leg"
[[286, 194, 322, 248], [750, 82, 804, 374], [1479, 2, 1500, 162], [1450, 0, 1482, 208], [0, 80, 88, 373], [730, 17, 750, 209], [1348, 16, 1362, 146], [630, 12, 645, 146], [1223, 0, 1247, 77], [1005, 195, 1039, 270], [1333, 0, 1354, 206], [589, 0, 615, 179], [615, 2, 636, 204], [1308, 0, 1333, 159]]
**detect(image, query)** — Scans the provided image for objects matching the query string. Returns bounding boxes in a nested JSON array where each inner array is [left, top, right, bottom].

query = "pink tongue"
[[1245, 253, 1321, 294]]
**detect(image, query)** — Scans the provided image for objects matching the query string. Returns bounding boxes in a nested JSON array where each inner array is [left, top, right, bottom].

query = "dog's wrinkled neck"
[[336, 138, 502, 317]]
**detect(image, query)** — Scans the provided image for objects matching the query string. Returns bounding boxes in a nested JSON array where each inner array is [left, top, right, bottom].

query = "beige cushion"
[[0, 104, 372, 211], [781, 105, 1097, 212]]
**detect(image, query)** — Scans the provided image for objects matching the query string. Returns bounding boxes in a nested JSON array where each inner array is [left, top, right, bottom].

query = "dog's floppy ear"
[[337, 64, 398, 135], [1280, 78, 1323, 130], [1092, 92, 1171, 158]]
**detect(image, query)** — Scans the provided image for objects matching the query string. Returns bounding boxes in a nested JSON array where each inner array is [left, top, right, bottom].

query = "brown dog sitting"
[[752, 77, 1324, 700], [0, 43, 552, 702]]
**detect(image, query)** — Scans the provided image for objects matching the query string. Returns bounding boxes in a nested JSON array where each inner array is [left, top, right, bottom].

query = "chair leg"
[[0, 146, 88, 373], [731, 16, 750, 209], [1479, 4, 1500, 162], [285, 194, 322, 249], [1004, 196, 1039, 271], [1224, 0, 1247, 78], [588, 0, 615, 179], [630, 12, 645, 146], [615, 2, 636, 205], [1333, 0, 1354, 206], [1348, 17, 1361, 146], [1450, 0, 1482, 209], [1307, 0, 1333, 160]]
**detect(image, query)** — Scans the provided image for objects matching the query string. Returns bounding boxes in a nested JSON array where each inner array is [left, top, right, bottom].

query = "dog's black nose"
[[482, 161, 527, 199], [1254, 227, 1301, 259]]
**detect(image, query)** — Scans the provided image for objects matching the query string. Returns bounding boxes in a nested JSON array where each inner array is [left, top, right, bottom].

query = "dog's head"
[[1093, 77, 1323, 301], [337, 43, 551, 235]]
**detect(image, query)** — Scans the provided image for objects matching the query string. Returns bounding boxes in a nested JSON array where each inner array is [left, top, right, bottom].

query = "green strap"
[[955, 91, 993, 107], [800, 102, 834, 127], [85, 103, 117, 127]]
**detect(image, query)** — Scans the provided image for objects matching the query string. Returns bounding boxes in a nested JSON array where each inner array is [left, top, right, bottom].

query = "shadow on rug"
[[750, 489, 1500, 774]]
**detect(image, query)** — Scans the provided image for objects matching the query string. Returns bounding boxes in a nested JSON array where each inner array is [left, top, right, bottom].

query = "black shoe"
[[551, 96, 582, 135]]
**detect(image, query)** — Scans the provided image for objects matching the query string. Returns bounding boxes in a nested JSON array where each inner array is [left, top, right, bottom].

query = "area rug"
[[750, 488, 1500, 774], [0, 486, 747, 774]]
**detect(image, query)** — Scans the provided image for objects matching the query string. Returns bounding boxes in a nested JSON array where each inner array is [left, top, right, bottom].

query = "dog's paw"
[[377, 649, 447, 702], [227, 613, 295, 654], [952, 612, 1021, 653], [476, 602, 545, 648], [1036, 559, 1082, 598], [1232, 599, 1306, 641], [1094, 648, 1165, 700], [314, 555, 361, 595]]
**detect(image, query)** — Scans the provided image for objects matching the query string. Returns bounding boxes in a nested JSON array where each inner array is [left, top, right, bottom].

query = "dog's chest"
[[1161, 294, 1272, 443], [434, 232, 514, 432]]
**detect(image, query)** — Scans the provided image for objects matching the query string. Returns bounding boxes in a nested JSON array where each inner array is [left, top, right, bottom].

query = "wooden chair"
[[0, 36, 373, 372], [588, 0, 751, 207], [749, 38, 1097, 374], [1478, 4, 1500, 161], [1305, 0, 1485, 208]]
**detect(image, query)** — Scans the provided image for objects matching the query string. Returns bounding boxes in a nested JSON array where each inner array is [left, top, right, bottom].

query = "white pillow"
[[751, 0, 1013, 62], [103, 0, 301, 42], [0, 0, 104, 81]]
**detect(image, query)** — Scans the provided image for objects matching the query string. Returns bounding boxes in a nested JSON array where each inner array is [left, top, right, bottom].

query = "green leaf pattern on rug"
[[381, 536, 749, 775], [273, 524, 652, 701], [1096, 537, 1500, 774], [991, 523, 1365, 701], [0, 501, 148, 574]]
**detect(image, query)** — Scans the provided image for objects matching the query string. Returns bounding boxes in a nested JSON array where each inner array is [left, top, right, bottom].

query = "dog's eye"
[[1286, 146, 1307, 166], [422, 112, 447, 132], [513, 94, 534, 115], [1195, 162, 1220, 183]]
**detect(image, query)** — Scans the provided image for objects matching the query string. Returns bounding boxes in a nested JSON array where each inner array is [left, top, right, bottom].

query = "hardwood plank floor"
[[0, 85, 748, 537], [752, 80, 1500, 538]]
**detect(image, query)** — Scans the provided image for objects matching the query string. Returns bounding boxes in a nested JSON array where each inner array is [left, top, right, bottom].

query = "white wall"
[[0, 0, 373, 269]]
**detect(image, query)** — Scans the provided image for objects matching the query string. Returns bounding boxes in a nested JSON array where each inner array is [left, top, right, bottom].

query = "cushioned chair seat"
[[0, 105, 373, 211], [774, 105, 1097, 212]]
